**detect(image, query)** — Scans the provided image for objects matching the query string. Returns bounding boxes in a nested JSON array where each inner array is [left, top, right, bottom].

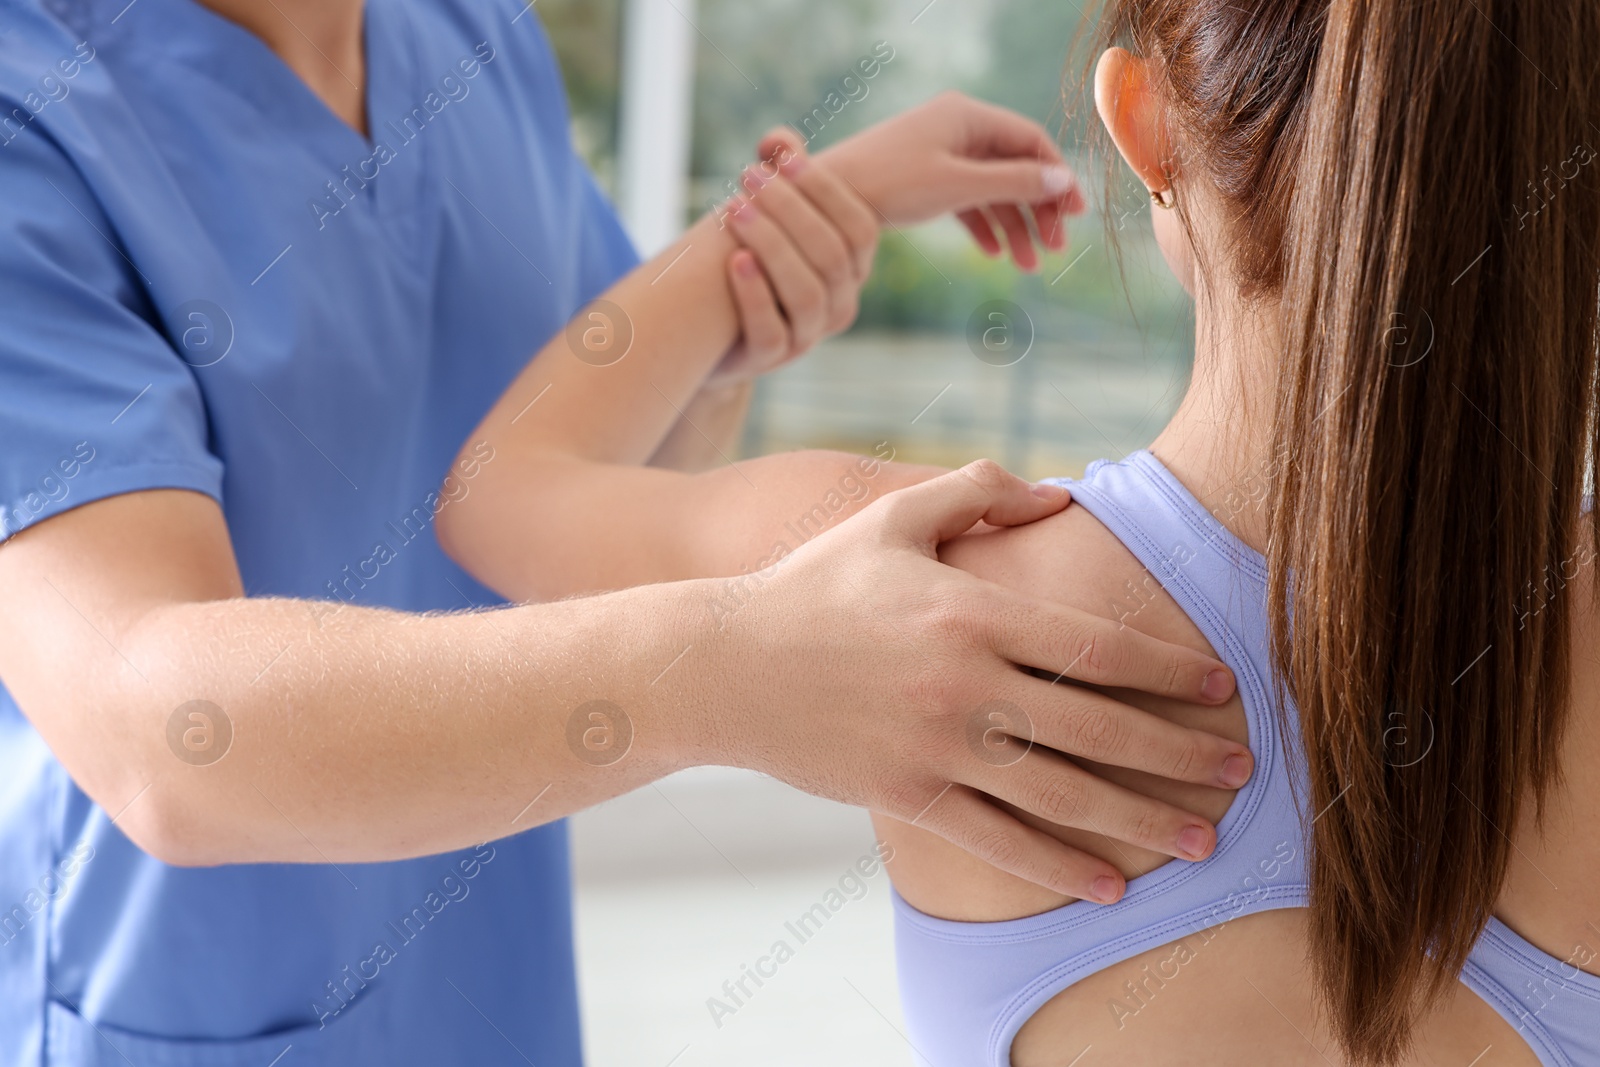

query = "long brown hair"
[[1085, 0, 1600, 1060]]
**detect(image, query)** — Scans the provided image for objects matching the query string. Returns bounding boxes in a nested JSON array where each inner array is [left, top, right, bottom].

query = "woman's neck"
[[196, 0, 368, 136], [1148, 281, 1284, 553]]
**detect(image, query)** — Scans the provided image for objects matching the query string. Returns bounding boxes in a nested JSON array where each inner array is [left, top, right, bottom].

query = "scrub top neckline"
[[88, 0, 423, 192]]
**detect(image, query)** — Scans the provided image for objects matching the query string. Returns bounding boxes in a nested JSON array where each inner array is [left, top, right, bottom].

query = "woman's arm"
[[438, 94, 1084, 601], [646, 381, 754, 474]]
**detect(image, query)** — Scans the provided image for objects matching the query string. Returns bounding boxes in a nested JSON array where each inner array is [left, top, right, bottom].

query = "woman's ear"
[[1094, 47, 1174, 197]]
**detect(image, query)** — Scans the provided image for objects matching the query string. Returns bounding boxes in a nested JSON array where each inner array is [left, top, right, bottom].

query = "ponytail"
[[1086, 0, 1600, 1059], [1270, 1, 1600, 1059]]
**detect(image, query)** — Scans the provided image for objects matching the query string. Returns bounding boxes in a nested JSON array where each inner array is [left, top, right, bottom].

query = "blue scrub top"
[[0, 0, 638, 1062]]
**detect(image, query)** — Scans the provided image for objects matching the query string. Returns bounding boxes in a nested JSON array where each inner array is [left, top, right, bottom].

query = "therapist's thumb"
[[945, 158, 1086, 213], [874, 459, 1071, 549]]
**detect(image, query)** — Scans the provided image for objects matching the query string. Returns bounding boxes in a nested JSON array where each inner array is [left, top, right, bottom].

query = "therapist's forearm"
[[66, 583, 723, 867], [2, 482, 1245, 898]]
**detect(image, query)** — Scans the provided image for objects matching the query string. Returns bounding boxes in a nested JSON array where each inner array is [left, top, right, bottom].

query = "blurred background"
[[537, 0, 1197, 1062]]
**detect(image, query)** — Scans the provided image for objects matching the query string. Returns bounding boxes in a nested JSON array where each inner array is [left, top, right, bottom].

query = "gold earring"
[[1149, 184, 1176, 210]]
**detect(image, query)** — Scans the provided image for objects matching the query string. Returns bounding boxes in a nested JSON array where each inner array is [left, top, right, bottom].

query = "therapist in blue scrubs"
[[0, 0, 1248, 1062]]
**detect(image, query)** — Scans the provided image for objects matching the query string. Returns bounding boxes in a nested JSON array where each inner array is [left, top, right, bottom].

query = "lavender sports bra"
[[891, 452, 1600, 1067]]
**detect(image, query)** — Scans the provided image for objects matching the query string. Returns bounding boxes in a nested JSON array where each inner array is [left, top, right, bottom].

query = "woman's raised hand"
[[713, 94, 1088, 383], [819, 90, 1088, 271]]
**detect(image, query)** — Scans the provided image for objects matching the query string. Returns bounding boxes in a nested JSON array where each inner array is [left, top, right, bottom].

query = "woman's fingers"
[[988, 202, 1040, 272], [988, 587, 1237, 706], [942, 157, 1085, 220], [957, 208, 1003, 258], [964, 747, 1220, 865], [1031, 197, 1070, 253], [895, 783, 1126, 903]]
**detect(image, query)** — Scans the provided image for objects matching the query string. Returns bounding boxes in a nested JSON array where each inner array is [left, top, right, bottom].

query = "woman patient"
[[877, 1, 1600, 1063], [447, 0, 1600, 1062]]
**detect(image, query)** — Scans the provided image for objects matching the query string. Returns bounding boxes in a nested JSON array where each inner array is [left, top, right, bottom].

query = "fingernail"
[[1220, 753, 1252, 788], [1091, 876, 1121, 904], [1177, 825, 1210, 861], [1041, 164, 1077, 196], [1201, 668, 1234, 702], [734, 252, 759, 279], [778, 153, 808, 176], [1031, 481, 1069, 500], [730, 197, 755, 222]]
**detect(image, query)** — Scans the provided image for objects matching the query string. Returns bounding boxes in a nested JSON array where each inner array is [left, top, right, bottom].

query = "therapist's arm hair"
[[0, 490, 704, 867], [0, 479, 1246, 900]]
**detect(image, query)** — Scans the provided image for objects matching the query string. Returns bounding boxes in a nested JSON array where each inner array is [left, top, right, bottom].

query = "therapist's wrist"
[[588, 577, 742, 776]]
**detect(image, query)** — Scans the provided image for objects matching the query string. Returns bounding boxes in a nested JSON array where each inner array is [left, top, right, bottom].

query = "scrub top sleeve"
[[0, 122, 224, 544]]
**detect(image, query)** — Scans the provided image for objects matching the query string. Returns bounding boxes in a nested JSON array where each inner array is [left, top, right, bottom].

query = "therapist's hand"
[[711, 133, 879, 387], [673, 460, 1249, 903], [818, 91, 1089, 272]]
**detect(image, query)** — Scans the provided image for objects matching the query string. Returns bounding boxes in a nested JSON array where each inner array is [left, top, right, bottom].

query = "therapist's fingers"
[[870, 459, 1072, 551], [725, 198, 831, 354], [753, 126, 878, 283], [739, 167, 859, 336], [777, 155, 880, 281], [895, 784, 1125, 902], [988, 590, 1237, 707], [963, 747, 1219, 864], [727, 249, 792, 366], [995, 676, 1250, 787], [757, 125, 808, 170]]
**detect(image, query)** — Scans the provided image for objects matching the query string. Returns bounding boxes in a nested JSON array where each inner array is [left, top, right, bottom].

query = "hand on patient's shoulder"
[[694, 460, 1248, 905]]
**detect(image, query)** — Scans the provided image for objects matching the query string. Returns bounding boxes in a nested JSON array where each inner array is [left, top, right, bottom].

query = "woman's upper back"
[[876, 451, 1600, 1066]]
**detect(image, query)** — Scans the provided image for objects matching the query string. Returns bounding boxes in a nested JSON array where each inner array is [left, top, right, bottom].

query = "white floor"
[[570, 768, 920, 1067]]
